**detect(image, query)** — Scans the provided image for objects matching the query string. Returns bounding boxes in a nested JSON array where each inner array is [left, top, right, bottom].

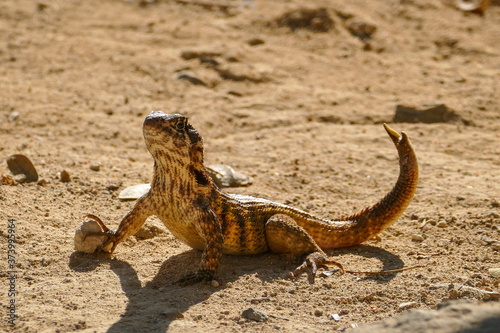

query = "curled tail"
[[315, 124, 419, 249]]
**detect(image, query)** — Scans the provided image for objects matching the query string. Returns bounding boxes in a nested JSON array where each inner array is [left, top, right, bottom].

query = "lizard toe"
[[291, 252, 345, 283]]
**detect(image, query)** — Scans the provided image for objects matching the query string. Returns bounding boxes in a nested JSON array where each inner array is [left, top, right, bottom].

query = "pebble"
[[457, 195, 466, 201], [160, 309, 184, 319], [346, 21, 377, 41], [437, 221, 447, 228], [7, 154, 39, 182], [37, 178, 48, 185], [13, 174, 27, 183], [331, 313, 341, 321], [488, 268, 500, 278], [411, 234, 424, 242], [118, 184, 151, 200], [106, 181, 122, 191], [206, 164, 253, 188], [394, 103, 461, 124], [8, 111, 20, 122], [176, 71, 206, 86], [410, 213, 419, 220], [134, 225, 163, 239], [90, 163, 101, 171], [248, 38, 265, 46], [211, 280, 220, 288], [398, 301, 418, 311], [241, 307, 268, 322], [314, 309, 323, 317], [60, 170, 71, 182], [482, 235, 496, 245], [74, 220, 108, 253]]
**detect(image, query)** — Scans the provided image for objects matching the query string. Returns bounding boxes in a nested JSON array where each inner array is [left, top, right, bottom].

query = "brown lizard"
[[88, 111, 418, 284]]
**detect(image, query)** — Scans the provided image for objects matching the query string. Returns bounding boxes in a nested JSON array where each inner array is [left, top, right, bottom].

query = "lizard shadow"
[[68, 250, 221, 332], [326, 245, 406, 283], [67, 244, 404, 332]]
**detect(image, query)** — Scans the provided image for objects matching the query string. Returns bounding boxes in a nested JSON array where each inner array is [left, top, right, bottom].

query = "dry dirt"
[[1, 0, 499, 332]]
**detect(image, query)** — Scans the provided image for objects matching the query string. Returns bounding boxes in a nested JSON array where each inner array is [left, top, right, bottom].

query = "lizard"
[[87, 111, 419, 284]]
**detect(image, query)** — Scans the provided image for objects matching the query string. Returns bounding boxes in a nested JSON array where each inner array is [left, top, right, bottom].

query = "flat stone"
[[7, 154, 39, 182], [398, 301, 418, 311], [241, 307, 268, 322], [411, 234, 424, 242], [207, 164, 253, 188], [118, 184, 151, 201]]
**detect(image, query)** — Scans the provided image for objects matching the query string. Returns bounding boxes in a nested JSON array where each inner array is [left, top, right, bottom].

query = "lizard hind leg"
[[265, 214, 344, 283]]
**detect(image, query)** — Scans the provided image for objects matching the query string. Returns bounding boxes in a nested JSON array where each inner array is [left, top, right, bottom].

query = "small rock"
[[176, 71, 207, 86], [8, 111, 20, 122], [106, 181, 122, 191], [487, 212, 499, 218], [448, 288, 459, 299], [411, 234, 424, 242], [160, 309, 184, 319], [394, 104, 462, 124], [60, 170, 71, 182], [180, 50, 221, 61], [13, 174, 27, 183], [134, 225, 163, 240], [437, 221, 447, 228], [74, 220, 108, 254], [90, 163, 101, 171], [457, 195, 466, 201], [346, 21, 377, 41], [410, 213, 419, 221], [275, 7, 334, 32], [248, 38, 265, 46], [398, 301, 418, 311], [118, 184, 151, 201], [482, 235, 496, 245], [314, 309, 323, 317], [457, 0, 490, 14], [488, 268, 500, 278], [331, 313, 341, 322], [7, 154, 39, 182], [206, 164, 253, 188], [37, 178, 48, 185], [211, 280, 220, 288], [241, 307, 268, 322]]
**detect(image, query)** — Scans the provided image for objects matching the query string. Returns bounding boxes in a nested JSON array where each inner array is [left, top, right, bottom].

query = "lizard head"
[[143, 111, 203, 168]]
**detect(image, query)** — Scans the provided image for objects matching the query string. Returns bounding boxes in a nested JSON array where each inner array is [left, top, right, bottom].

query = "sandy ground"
[[1, 0, 499, 332]]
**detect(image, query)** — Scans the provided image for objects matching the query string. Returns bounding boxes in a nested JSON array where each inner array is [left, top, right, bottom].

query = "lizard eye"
[[174, 118, 186, 132]]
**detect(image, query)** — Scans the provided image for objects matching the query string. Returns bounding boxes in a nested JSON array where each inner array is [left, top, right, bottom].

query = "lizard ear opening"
[[193, 168, 209, 186]]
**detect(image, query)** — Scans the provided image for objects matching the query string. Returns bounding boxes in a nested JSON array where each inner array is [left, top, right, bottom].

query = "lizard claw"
[[84, 214, 117, 255], [290, 252, 344, 283], [176, 270, 215, 286]]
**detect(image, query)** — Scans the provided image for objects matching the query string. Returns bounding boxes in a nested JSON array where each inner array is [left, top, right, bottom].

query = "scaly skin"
[[93, 111, 419, 284]]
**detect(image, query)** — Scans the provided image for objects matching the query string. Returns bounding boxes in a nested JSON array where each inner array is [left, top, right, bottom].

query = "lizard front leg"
[[265, 214, 344, 283], [177, 199, 223, 285], [89, 194, 153, 256]]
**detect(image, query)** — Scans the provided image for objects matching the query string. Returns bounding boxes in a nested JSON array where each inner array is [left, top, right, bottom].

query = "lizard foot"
[[290, 252, 345, 283], [176, 270, 215, 286]]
